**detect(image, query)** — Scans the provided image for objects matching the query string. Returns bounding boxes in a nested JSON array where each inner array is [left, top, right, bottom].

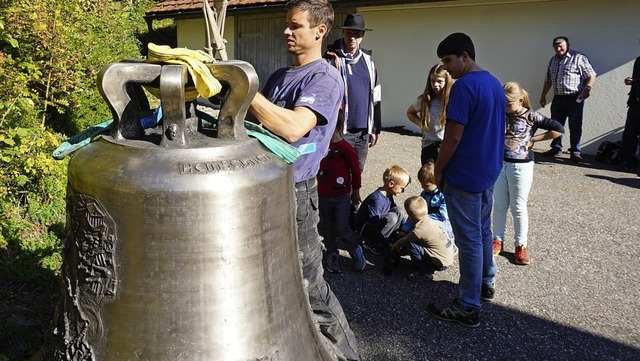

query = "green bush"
[[0, 126, 67, 283], [0, 1, 168, 359], [1, 0, 159, 135]]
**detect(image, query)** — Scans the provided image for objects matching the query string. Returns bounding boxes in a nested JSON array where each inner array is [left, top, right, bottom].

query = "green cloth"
[[244, 121, 300, 164], [52, 113, 300, 164], [52, 119, 114, 160]]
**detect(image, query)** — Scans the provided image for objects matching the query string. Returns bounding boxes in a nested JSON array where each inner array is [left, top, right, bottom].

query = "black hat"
[[339, 13, 372, 32]]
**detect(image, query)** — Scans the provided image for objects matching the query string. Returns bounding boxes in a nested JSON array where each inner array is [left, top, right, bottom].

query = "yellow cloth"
[[145, 43, 222, 100]]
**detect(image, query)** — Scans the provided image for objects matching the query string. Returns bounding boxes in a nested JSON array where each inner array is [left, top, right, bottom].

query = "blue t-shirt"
[[420, 188, 448, 222], [261, 59, 344, 183], [444, 71, 505, 192], [355, 188, 395, 231], [346, 58, 371, 129]]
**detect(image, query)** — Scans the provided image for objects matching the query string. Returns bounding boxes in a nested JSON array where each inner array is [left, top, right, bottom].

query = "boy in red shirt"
[[318, 112, 366, 272]]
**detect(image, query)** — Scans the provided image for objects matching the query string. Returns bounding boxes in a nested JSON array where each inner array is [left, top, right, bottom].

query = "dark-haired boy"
[[427, 32, 505, 328]]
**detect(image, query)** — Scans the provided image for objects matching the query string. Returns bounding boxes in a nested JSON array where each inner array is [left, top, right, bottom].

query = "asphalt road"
[[326, 129, 640, 361]]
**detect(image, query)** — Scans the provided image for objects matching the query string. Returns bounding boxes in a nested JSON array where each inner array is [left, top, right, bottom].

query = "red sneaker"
[[492, 239, 503, 257], [515, 245, 530, 265]]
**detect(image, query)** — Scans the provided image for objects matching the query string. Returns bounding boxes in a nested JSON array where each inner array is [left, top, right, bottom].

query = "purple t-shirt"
[[261, 59, 344, 183]]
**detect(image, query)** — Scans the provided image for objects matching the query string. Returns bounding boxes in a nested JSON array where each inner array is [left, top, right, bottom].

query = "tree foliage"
[[2, 0, 160, 133], [0, 1, 169, 358]]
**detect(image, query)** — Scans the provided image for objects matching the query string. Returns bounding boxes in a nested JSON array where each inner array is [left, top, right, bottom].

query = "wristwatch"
[[585, 85, 592, 91]]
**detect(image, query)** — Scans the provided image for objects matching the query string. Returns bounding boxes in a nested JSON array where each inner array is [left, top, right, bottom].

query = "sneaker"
[[492, 239, 503, 257], [407, 271, 434, 282], [427, 301, 480, 328], [570, 153, 583, 163], [350, 245, 366, 271], [515, 245, 530, 265], [481, 282, 495, 302], [326, 253, 341, 273], [541, 149, 560, 157]]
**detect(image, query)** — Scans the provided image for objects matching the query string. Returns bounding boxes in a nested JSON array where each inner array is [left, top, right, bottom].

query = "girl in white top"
[[406, 63, 453, 165]]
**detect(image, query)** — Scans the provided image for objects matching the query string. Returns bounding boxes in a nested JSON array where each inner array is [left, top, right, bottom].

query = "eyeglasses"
[[345, 29, 365, 38]]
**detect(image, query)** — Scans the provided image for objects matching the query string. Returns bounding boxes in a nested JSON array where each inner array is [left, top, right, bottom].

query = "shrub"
[[0, 126, 67, 283]]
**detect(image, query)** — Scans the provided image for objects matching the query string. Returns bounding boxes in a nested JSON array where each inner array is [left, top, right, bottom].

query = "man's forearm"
[[434, 121, 464, 186], [249, 93, 316, 143]]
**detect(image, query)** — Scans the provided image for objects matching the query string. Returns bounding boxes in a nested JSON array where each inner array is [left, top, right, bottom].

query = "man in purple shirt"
[[249, 1, 359, 360]]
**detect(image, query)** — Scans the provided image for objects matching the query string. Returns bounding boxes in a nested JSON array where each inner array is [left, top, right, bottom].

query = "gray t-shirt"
[[412, 95, 444, 147]]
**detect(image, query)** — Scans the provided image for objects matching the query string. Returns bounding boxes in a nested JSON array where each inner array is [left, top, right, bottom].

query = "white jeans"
[[492, 161, 534, 247]]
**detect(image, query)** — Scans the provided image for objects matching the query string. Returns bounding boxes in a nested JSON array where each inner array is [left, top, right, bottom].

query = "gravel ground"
[[3, 129, 637, 361], [326, 129, 640, 361]]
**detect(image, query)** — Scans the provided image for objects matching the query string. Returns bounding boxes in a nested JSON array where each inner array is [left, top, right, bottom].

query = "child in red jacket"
[[318, 111, 365, 273]]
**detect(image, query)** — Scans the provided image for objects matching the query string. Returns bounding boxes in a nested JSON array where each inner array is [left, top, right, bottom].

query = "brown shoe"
[[492, 239, 503, 257], [515, 245, 530, 265]]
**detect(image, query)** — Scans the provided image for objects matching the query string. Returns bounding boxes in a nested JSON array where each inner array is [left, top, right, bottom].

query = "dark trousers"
[[421, 142, 442, 165], [622, 103, 640, 165], [295, 179, 360, 361], [319, 194, 359, 255], [360, 206, 406, 251], [550, 94, 585, 154], [407, 242, 443, 273], [343, 129, 369, 173]]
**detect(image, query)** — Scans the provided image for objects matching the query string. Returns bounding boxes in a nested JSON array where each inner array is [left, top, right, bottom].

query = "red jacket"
[[317, 139, 361, 198]]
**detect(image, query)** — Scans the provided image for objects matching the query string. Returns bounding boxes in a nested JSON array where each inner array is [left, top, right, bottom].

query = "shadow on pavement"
[[329, 252, 640, 360], [585, 173, 640, 189]]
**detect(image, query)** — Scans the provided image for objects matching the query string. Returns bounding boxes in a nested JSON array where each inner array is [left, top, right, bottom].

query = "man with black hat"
[[324, 13, 381, 173], [539, 36, 596, 162]]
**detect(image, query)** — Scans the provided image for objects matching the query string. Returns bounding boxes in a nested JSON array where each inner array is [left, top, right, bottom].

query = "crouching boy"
[[391, 196, 454, 282]]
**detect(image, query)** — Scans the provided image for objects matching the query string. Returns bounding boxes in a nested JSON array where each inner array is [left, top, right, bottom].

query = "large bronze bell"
[[42, 60, 338, 360]]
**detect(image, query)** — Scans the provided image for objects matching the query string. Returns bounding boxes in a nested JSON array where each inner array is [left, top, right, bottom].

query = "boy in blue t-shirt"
[[399, 161, 456, 251], [427, 32, 506, 328], [354, 165, 410, 274]]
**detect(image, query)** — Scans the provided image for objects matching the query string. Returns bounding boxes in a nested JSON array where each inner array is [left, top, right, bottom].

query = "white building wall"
[[359, 0, 639, 154], [169, 0, 638, 154]]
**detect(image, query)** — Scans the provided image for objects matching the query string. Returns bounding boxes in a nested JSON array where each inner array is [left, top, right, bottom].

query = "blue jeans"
[[492, 162, 534, 247], [319, 194, 359, 255], [443, 181, 497, 310], [550, 94, 585, 154], [295, 179, 360, 361], [407, 243, 444, 272]]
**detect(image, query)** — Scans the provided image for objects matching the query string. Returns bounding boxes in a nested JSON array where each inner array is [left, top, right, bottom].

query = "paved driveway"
[[327, 129, 640, 360]]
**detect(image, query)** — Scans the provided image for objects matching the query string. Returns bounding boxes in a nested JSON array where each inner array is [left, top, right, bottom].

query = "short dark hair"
[[553, 36, 569, 44], [437, 32, 476, 61], [286, 0, 334, 34]]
